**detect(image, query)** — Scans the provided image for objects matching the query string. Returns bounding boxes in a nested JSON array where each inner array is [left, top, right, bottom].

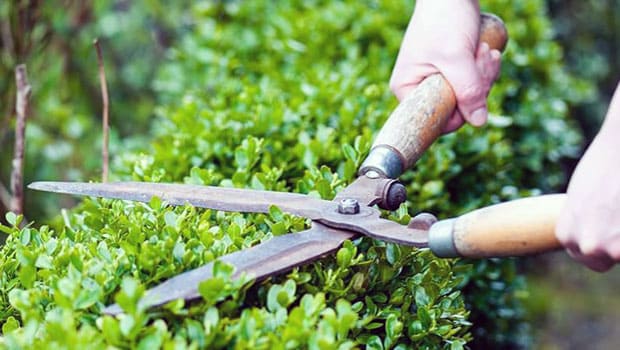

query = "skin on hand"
[[556, 82, 620, 272], [390, 0, 501, 132]]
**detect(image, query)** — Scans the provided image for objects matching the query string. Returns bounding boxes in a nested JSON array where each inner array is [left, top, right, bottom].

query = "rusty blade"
[[103, 222, 356, 315], [28, 181, 329, 220], [29, 180, 430, 247]]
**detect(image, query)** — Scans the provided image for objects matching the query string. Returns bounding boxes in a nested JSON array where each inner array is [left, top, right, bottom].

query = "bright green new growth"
[[0, 0, 592, 349]]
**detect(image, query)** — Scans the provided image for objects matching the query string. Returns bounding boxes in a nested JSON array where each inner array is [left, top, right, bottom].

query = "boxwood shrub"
[[0, 0, 592, 349]]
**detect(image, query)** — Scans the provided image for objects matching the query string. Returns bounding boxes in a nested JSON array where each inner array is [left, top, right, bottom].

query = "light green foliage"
[[0, 0, 593, 349]]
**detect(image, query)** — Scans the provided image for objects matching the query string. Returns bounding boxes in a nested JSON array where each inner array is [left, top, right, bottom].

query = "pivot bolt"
[[338, 198, 360, 215], [382, 182, 407, 211]]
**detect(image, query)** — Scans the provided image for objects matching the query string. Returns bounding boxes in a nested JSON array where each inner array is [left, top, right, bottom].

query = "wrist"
[[414, 0, 480, 14]]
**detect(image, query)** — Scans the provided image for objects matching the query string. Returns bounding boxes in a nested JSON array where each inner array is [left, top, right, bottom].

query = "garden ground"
[[527, 253, 620, 349]]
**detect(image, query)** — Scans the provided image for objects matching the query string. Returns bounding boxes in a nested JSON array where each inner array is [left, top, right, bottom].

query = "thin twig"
[[1, 19, 16, 147], [0, 182, 11, 213], [1, 19, 15, 60], [11, 64, 30, 215], [94, 38, 109, 183]]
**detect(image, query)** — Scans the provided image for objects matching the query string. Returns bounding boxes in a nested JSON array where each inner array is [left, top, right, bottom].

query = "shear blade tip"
[[27, 181, 46, 190]]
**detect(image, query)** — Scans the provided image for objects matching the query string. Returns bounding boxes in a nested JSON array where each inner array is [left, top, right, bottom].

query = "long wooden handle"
[[359, 13, 508, 178], [428, 194, 566, 258]]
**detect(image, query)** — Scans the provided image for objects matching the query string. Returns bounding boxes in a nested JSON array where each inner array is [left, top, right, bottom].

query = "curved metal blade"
[[103, 223, 355, 315], [28, 181, 329, 220]]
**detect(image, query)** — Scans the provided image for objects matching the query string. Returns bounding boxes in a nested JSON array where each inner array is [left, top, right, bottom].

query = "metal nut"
[[382, 182, 407, 211], [408, 212, 438, 230], [338, 198, 360, 215]]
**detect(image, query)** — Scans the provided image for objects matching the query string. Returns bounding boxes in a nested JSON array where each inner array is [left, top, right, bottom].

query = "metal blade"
[[103, 223, 355, 315], [28, 181, 329, 220]]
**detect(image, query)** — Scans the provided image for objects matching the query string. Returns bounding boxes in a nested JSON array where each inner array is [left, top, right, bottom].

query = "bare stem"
[[10, 64, 30, 215], [0, 182, 11, 213], [94, 38, 109, 183]]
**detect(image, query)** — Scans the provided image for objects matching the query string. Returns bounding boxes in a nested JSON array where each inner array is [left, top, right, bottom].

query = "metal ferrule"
[[359, 146, 404, 179], [428, 218, 459, 258]]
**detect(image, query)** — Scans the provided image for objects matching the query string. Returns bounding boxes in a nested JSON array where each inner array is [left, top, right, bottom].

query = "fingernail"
[[469, 107, 487, 126], [491, 49, 501, 60], [579, 238, 599, 256]]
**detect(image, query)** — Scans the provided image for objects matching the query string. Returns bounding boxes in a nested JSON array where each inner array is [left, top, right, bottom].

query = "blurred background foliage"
[[0, 0, 192, 219], [0, 0, 618, 348]]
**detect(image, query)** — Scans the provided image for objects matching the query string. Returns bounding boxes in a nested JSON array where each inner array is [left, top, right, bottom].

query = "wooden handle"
[[429, 194, 566, 258], [361, 13, 508, 178]]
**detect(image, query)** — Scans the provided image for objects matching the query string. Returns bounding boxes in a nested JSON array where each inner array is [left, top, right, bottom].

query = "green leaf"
[[414, 286, 431, 307], [385, 314, 403, 340], [172, 241, 185, 262], [119, 314, 136, 337], [336, 246, 352, 268], [269, 205, 284, 222], [5, 212, 18, 226], [100, 316, 121, 345], [2, 316, 20, 333], [267, 284, 282, 312], [137, 332, 164, 350], [417, 306, 432, 330], [185, 319, 206, 348], [164, 211, 178, 229], [203, 307, 219, 333], [450, 339, 466, 350], [20, 228, 31, 245], [342, 144, 357, 162], [385, 244, 401, 266], [74, 288, 101, 310], [365, 335, 383, 350], [212, 260, 234, 279], [35, 254, 53, 269]]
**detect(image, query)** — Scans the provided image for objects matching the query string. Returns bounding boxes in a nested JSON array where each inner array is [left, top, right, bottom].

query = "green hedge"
[[0, 0, 592, 349]]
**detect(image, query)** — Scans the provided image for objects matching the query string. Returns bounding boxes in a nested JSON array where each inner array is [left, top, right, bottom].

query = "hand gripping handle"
[[360, 13, 508, 178], [429, 194, 565, 258]]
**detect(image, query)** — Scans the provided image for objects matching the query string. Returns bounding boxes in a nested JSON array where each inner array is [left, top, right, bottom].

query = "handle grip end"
[[428, 218, 459, 257]]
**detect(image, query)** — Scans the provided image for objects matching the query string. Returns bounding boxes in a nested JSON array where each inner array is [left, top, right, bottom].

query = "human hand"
[[555, 83, 620, 272], [390, 0, 502, 132]]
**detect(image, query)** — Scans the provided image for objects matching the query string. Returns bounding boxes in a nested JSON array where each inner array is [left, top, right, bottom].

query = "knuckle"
[[456, 84, 484, 103]]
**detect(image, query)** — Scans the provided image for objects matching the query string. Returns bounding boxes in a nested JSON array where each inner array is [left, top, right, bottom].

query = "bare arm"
[[556, 82, 620, 271]]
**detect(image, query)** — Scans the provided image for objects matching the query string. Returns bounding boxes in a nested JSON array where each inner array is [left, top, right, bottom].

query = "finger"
[[582, 254, 615, 272], [439, 44, 488, 127], [554, 205, 574, 245], [565, 247, 614, 272], [476, 45, 501, 84], [488, 49, 502, 82], [607, 238, 620, 261], [442, 110, 465, 133], [579, 235, 620, 268]]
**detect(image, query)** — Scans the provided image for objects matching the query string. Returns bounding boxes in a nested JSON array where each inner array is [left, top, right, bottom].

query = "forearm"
[[591, 83, 620, 149], [555, 81, 620, 271], [413, 0, 480, 25]]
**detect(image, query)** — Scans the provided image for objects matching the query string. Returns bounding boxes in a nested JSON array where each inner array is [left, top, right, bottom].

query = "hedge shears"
[[29, 14, 565, 315]]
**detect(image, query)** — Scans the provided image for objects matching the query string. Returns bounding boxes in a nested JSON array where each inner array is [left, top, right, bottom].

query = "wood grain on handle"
[[370, 13, 508, 172], [430, 194, 566, 258]]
